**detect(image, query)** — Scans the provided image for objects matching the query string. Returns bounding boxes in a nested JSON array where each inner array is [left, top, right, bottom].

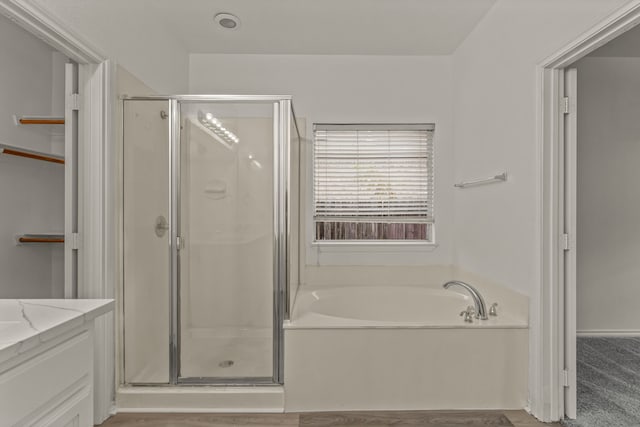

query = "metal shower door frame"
[[124, 94, 292, 386]]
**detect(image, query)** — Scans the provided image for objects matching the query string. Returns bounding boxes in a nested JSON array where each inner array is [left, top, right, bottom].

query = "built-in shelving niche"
[[1, 123, 65, 248], [1, 21, 72, 301]]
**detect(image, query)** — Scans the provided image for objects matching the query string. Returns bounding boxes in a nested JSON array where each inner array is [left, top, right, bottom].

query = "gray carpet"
[[562, 337, 640, 427]]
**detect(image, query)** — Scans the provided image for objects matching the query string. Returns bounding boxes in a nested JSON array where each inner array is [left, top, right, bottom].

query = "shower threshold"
[[177, 377, 280, 386], [116, 385, 285, 412]]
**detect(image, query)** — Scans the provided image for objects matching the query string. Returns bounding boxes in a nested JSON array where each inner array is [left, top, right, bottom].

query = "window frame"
[[311, 123, 436, 246]]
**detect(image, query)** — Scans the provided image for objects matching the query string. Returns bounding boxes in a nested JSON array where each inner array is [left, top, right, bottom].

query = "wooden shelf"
[[17, 234, 64, 244], [14, 115, 64, 125], [0, 143, 64, 164]]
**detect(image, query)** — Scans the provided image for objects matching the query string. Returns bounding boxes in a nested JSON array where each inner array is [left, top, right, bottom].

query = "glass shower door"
[[178, 101, 275, 382], [123, 99, 171, 384]]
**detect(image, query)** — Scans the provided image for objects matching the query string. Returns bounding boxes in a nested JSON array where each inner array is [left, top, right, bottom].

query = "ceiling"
[[35, 0, 497, 55], [589, 23, 640, 58]]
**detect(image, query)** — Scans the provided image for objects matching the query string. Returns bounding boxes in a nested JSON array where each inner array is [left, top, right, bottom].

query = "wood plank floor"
[[100, 410, 561, 427]]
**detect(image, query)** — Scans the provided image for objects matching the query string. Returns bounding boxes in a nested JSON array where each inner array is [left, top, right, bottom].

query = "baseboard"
[[577, 330, 640, 337]]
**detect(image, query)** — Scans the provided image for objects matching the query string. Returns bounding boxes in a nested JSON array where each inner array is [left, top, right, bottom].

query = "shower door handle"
[[155, 215, 169, 237]]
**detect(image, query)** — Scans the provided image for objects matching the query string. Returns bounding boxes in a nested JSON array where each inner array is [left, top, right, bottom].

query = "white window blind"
[[313, 124, 434, 241]]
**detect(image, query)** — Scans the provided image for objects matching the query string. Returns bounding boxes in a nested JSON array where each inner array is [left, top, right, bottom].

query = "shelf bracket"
[[68, 93, 80, 111], [69, 233, 81, 250]]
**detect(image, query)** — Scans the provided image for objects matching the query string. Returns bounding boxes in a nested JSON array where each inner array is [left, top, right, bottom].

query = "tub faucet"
[[443, 281, 488, 320]]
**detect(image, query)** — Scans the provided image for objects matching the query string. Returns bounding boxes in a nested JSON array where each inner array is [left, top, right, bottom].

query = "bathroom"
[[1, 1, 639, 426]]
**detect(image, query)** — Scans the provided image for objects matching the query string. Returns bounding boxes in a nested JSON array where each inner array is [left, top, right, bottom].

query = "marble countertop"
[[0, 299, 114, 364]]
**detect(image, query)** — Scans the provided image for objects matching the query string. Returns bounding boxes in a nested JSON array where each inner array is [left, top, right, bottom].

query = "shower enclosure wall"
[[122, 95, 299, 385]]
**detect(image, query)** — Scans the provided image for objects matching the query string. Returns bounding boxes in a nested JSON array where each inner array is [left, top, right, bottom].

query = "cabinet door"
[[31, 390, 92, 427], [0, 330, 93, 426]]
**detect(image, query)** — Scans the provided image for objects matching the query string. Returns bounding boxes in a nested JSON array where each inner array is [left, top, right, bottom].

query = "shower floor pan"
[[180, 327, 273, 379]]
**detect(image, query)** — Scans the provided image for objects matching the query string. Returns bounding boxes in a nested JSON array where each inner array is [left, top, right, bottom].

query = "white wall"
[[451, 0, 630, 414], [452, 0, 629, 295], [33, 0, 189, 94], [0, 14, 65, 298], [189, 54, 455, 284], [574, 56, 640, 333]]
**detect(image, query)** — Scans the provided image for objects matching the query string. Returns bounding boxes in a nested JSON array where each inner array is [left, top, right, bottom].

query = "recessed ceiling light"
[[214, 13, 240, 30]]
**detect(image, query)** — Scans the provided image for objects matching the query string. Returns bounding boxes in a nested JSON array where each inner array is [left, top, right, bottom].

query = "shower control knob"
[[155, 215, 169, 237], [460, 306, 475, 323]]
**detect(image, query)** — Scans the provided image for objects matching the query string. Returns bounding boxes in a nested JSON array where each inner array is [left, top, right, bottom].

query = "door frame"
[[0, 0, 114, 423], [537, 0, 640, 421], [562, 67, 578, 420]]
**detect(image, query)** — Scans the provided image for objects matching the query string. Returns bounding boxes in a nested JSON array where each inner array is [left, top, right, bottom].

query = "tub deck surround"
[[284, 284, 529, 412], [0, 299, 114, 364]]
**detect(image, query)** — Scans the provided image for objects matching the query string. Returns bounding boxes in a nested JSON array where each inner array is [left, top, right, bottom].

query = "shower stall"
[[122, 95, 299, 385]]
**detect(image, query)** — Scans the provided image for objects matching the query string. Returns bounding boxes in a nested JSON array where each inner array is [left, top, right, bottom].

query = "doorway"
[[539, 3, 640, 423], [563, 33, 640, 426]]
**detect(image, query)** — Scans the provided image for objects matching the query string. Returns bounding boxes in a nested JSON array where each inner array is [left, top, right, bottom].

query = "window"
[[313, 124, 434, 243]]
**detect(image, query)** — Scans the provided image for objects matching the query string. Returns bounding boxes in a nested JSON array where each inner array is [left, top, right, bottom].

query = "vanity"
[[0, 299, 113, 426]]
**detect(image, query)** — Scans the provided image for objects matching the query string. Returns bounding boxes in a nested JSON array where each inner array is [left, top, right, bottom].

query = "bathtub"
[[288, 285, 527, 328], [283, 284, 529, 412]]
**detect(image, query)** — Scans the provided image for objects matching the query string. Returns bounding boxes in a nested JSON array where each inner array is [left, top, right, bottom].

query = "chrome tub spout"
[[443, 281, 488, 320]]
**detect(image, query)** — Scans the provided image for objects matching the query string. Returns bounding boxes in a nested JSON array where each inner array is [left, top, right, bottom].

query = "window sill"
[[311, 241, 438, 253]]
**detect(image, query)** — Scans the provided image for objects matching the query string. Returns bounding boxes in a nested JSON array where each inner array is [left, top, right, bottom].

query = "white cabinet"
[[0, 328, 93, 426], [0, 299, 113, 427]]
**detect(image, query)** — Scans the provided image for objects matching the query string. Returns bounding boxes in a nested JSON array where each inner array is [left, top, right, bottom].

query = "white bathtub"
[[287, 285, 527, 328], [283, 284, 529, 412]]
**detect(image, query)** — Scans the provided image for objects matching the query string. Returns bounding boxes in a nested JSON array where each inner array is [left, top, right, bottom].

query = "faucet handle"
[[489, 303, 498, 316], [459, 306, 475, 323]]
